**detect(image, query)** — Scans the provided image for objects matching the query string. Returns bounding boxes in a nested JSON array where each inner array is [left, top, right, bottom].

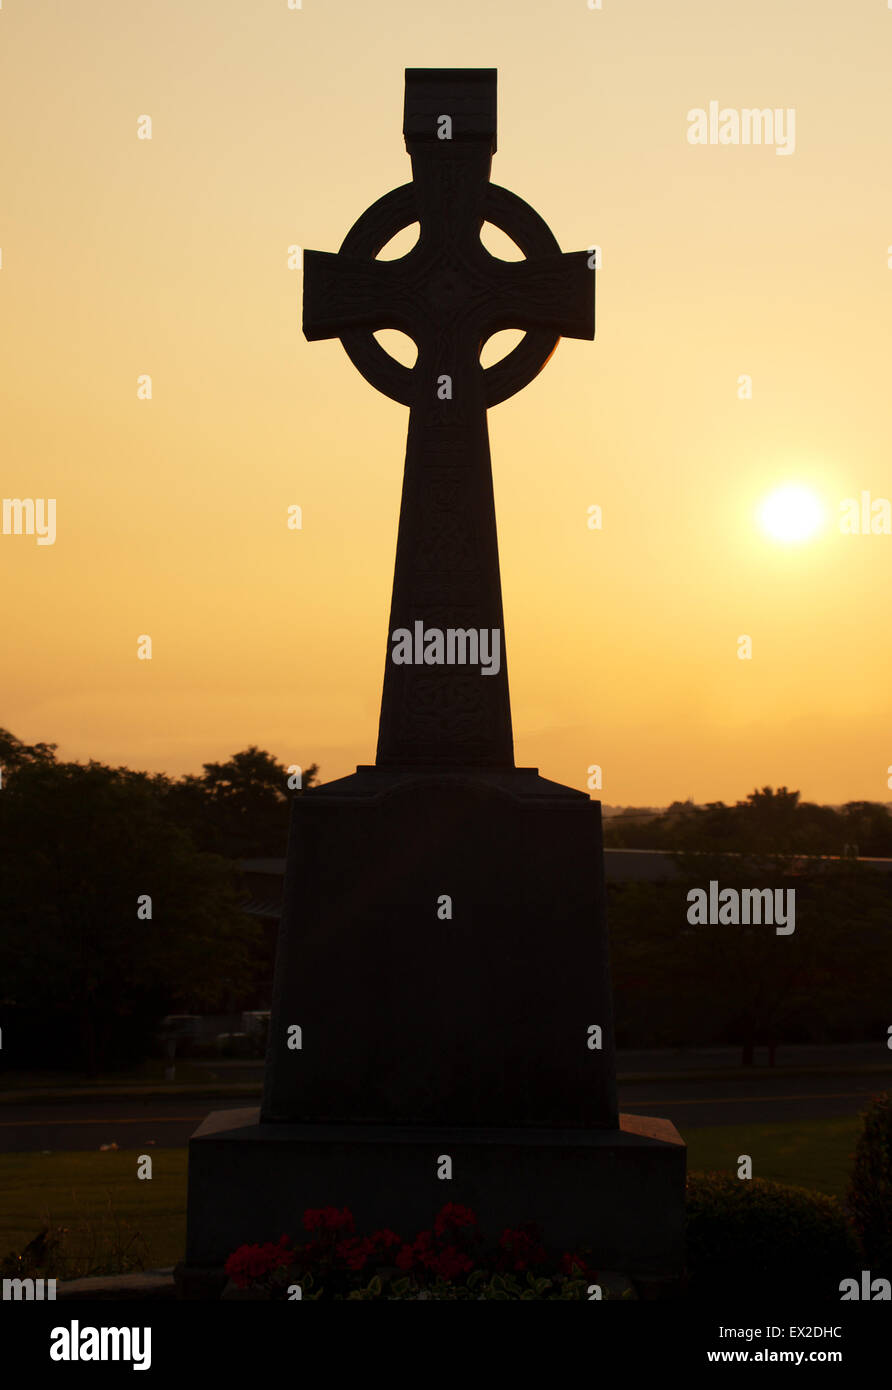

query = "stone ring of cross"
[[334, 182, 568, 409]]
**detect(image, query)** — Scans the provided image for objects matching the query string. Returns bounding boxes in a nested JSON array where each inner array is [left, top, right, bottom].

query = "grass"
[[0, 1118, 861, 1277], [684, 1117, 859, 1198], [0, 1149, 188, 1276]]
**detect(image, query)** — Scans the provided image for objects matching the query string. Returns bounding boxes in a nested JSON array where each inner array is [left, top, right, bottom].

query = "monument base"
[[181, 1107, 686, 1297]]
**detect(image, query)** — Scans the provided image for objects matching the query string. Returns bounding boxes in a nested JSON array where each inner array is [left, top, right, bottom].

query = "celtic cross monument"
[[184, 70, 685, 1296]]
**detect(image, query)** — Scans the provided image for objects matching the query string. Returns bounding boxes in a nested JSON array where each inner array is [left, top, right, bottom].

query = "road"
[[0, 1070, 888, 1152]]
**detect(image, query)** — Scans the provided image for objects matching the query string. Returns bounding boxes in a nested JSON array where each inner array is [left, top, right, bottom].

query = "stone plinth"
[[184, 1107, 685, 1284]]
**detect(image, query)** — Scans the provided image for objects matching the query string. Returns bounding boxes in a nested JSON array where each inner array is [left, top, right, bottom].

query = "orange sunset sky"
[[2, 0, 891, 805]]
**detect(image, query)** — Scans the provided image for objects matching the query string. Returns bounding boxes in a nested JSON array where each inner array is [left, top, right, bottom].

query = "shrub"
[[847, 1091, 892, 1276], [686, 1172, 857, 1299]]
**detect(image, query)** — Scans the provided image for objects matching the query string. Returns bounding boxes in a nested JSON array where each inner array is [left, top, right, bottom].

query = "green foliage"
[[343, 1274, 383, 1300], [685, 1172, 858, 1299], [370, 1271, 597, 1300], [373, 1271, 602, 1300], [847, 1092, 892, 1276], [229, 1264, 613, 1301]]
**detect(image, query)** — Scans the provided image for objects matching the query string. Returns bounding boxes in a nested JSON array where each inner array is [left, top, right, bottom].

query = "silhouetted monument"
[[184, 68, 685, 1294]]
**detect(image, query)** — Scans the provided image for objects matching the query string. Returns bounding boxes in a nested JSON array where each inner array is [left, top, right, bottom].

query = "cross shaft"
[[302, 69, 595, 768]]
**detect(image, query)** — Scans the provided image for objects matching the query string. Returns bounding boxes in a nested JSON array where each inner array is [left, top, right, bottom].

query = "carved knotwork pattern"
[[399, 672, 492, 749], [414, 470, 479, 574], [409, 575, 482, 606]]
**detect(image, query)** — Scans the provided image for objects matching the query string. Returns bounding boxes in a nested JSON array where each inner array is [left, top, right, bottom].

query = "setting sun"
[[758, 485, 825, 544]]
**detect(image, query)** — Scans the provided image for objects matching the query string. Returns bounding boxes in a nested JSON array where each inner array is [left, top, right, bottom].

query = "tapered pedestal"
[[262, 765, 618, 1128]]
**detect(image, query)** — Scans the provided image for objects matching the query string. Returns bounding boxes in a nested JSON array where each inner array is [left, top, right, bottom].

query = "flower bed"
[[224, 1204, 612, 1300]]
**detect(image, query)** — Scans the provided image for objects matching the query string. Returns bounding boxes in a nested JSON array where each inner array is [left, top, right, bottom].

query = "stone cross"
[[303, 69, 595, 768], [186, 78, 686, 1287]]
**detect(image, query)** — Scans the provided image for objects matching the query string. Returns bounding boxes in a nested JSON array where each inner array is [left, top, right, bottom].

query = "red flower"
[[335, 1236, 374, 1272], [395, 1229, 435, 1272], [560, 1251, 597, 1280], [303, 1206, 355, 1237], [497, 1224, 546, 1273], [225, 1235, 293, 1289], [433, 1204, 478, 1238], [369, 1229, 402, 1257], [428, 1246, 474, 1280]]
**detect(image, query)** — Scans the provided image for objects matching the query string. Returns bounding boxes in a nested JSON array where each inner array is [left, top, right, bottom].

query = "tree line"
[[604, 786, 892, 858], [1, 732, 888, 1072], [0, 729, 316, 1073]]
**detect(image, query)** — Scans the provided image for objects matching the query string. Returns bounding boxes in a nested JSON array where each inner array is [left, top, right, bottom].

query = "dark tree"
[[0, 753, 262, 1074], [161, 746, 318, 859]]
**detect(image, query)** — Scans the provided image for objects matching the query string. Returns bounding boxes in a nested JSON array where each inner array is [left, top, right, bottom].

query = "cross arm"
[[482, 250, 594, 342], [302, 251, 420, 342]]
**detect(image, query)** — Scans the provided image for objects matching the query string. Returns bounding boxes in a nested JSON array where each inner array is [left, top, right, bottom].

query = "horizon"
[[8, 725, 892, 815]]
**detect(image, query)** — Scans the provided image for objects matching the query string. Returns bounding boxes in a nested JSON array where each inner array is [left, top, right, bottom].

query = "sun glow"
[[758, 485, 825, 543]]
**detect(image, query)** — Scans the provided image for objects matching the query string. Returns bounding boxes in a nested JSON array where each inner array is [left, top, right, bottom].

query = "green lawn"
[[683, 1117, 859, 1198], [0, 1118, 861, 1276], [0, 1149, 188, 1275]]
